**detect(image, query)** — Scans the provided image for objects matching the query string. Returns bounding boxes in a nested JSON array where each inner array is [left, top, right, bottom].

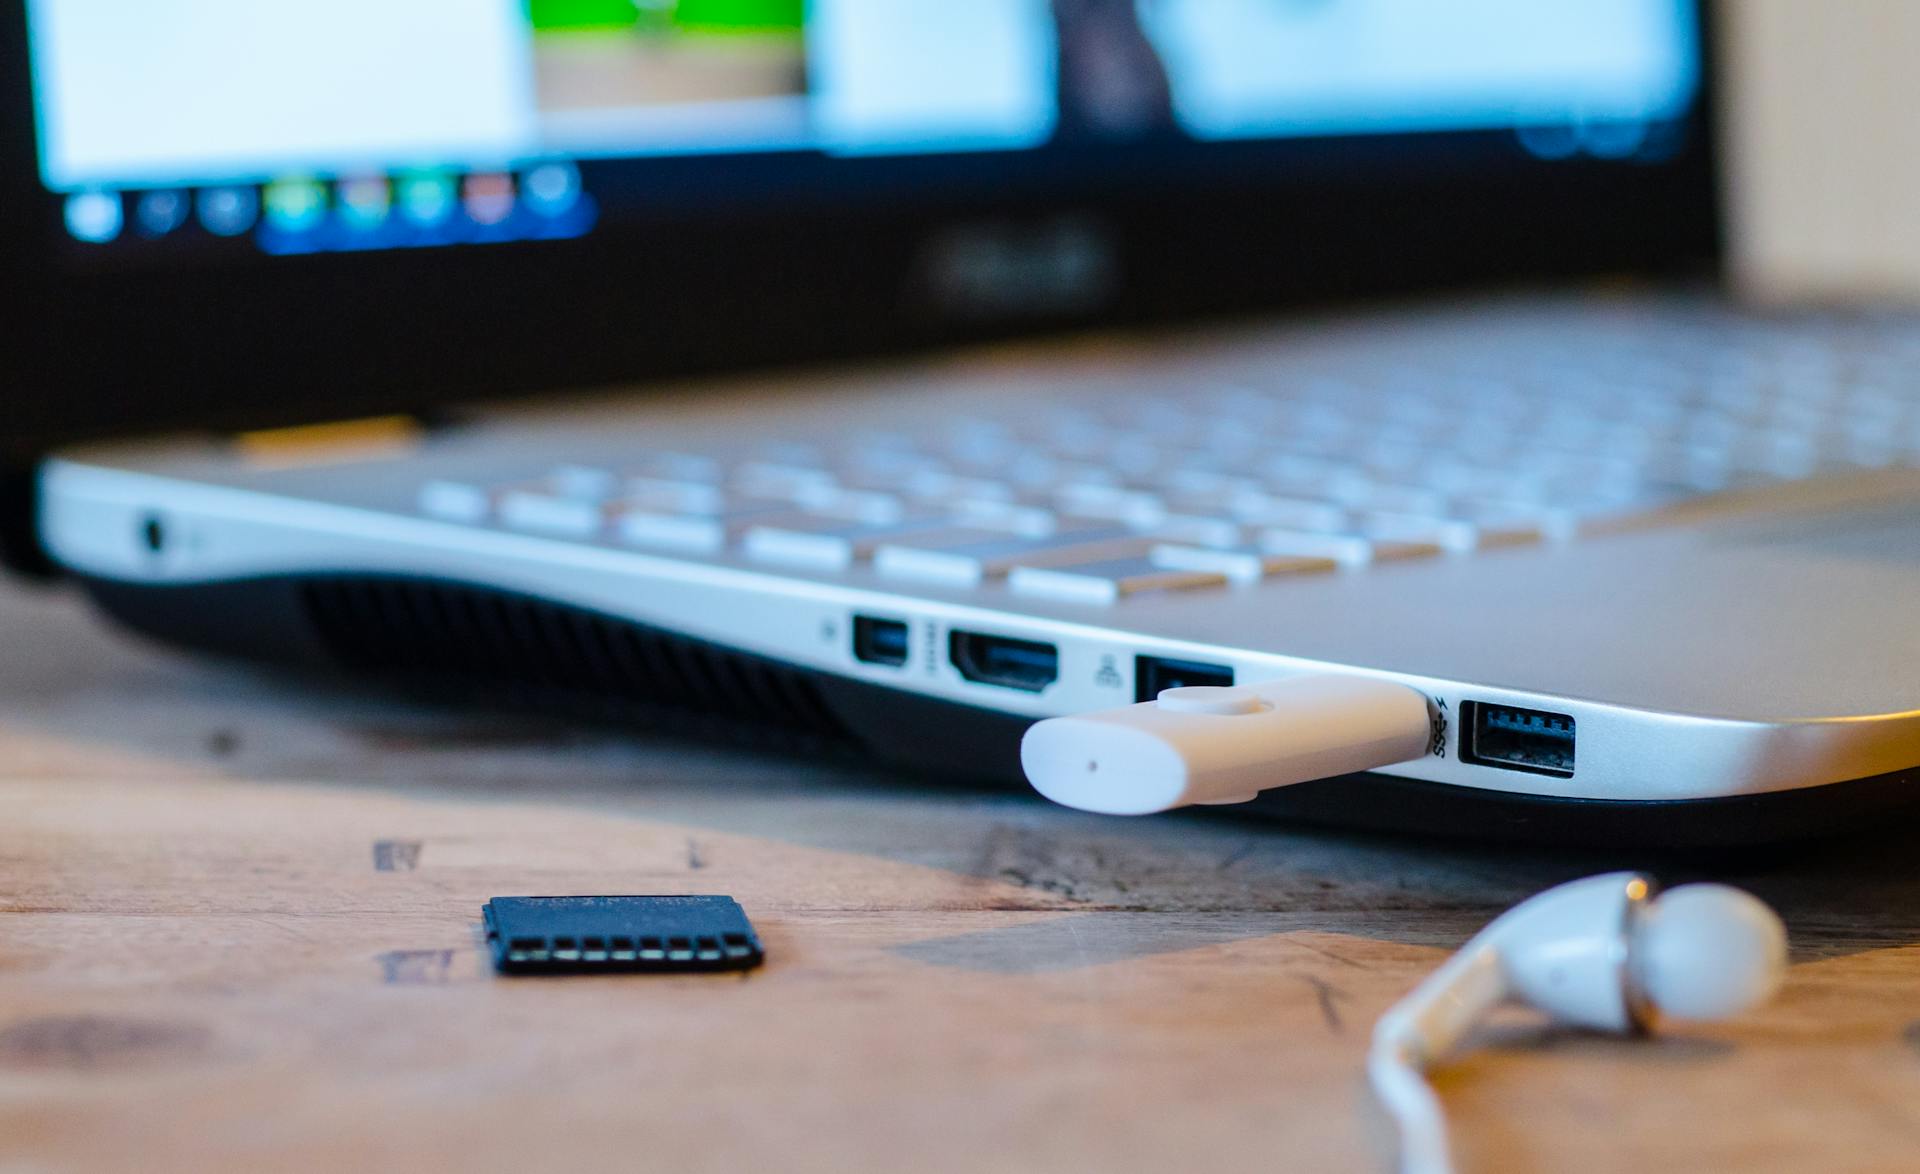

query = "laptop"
[[10, 2, 1920, 844]]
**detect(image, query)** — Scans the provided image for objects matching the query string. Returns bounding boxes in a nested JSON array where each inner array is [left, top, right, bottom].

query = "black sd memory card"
[[483, 895, 765, 975]]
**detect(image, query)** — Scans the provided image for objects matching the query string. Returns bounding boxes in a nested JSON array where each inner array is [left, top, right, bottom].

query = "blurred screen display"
[[25, 0, 1699, 255]]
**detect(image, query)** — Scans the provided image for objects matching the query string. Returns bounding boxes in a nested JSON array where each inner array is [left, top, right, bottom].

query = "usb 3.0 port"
[[853, 615, 910, 667], [1134, 655, 1234, 702], [1460, 702, 1575, 777], [949, 631, 1058, 693]]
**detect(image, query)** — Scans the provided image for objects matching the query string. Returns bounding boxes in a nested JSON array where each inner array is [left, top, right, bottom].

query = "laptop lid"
[[2, 1, 1716, 463]]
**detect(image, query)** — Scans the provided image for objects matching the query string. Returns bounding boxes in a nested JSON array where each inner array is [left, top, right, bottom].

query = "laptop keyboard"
[[413, 307, 1920, 605]]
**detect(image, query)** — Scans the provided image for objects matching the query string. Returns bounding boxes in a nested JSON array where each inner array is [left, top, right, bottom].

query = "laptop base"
[[78, 573, 1920, 850]]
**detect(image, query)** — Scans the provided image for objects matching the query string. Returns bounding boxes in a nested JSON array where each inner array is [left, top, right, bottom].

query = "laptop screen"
[[26, 0, 1700, 260]]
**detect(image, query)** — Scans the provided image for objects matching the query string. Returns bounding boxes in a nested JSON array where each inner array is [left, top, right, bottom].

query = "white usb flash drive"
[[1020, 676, 1434, 815]]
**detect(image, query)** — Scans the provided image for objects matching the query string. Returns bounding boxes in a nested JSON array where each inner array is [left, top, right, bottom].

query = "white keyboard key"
[[874, 528, 1138, 587], [1261, 453, 1352, 492], [1148, 543, 1337, 585], [951, 499, 1058, 537], [617, 513, 727, 553], [1534, 491, 1700, 540], [418, 480, 490, 524], [734, 461, 834, 498], [1413, 460, 1535, 499], [550, 464, 618, 499], [1361, 438, 1426, 474], [1042, 462, 1125, 489], [792, 485, 908, 525], [1229, 493, 1349, 532], [756, 440, 824, 464], [905, 470, 1015, 502], [1122, 400, 1193, 434], [616, 501, 791, 554], [1161, 470, 1263, 511], [835, 459, 944, 493], [1360, 512, 1482, 554], [1258, 528, 1441, 567], [945, 434, 1020, 470], [1448, 506, 1548, 549], [631, 452, 723, 483], [1141, 514, 1245, 548], [1009, 557, 1227, 605], [1839, 431, 1902, 469], [1041, 429, 1112, 461], [1332, 481, 1450, 515], [1106, 436, 1166, 477], [621, 477, 725, 514], [498, 490, 602, 538], [1002, 452, 1065, 490], [1055, 483, 1164, 524], [742, 517, 941, 571]]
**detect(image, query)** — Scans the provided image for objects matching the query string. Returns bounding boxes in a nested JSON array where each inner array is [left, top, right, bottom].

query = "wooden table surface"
[[3, 578, 1919, 1173]]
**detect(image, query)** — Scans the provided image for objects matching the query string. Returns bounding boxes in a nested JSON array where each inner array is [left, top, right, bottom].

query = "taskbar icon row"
[[63, 163, 593, 253]]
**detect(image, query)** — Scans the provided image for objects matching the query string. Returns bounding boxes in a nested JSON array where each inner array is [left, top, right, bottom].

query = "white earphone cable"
[[1367, 941, 1507, 1174], [1368, 1039, 1454, 1174]]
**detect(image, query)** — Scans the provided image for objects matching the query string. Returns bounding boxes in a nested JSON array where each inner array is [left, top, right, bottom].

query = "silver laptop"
[[15, 2, 1920, 842]]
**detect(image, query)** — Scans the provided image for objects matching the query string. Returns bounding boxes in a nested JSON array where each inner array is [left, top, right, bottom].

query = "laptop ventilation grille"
[[295, 577, 855, 745]]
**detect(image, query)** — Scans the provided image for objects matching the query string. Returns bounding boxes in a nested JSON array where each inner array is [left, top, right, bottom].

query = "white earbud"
[[1370, 872, 1787, 1174]]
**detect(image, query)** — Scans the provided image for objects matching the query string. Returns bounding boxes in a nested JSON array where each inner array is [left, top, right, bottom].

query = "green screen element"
[[528, 0, 639, 30], [529, 0, 802, 32]]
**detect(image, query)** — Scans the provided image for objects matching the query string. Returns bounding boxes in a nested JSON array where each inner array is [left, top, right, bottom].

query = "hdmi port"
[[949, 631, 1059, 693]]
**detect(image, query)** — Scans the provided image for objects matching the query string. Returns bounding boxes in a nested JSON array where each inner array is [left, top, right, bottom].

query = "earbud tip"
[[1637, 884, 1788, 1020]]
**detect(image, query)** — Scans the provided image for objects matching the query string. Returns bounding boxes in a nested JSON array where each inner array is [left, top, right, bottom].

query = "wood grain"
[[2, 581, 1919, 1172]]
